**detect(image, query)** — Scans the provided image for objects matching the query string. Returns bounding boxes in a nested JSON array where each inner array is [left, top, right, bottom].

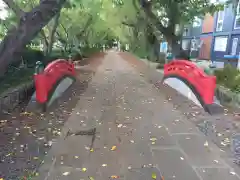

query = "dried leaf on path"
[[111, 146, 117, 151], [82, 168, 87, 172], [110, 175, 119, 179], [88, 176, 94, 180], [204, 141, 208, 147], [150, 138, 157, 141], [117, 124, 123, 128], [152, 172, 157, 179], [62, 171, 70, 176]]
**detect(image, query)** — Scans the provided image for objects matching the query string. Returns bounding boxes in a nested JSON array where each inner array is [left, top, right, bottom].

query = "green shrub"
[[81, 46, 102, 57], [44, 50, 69, 65], [214, 64, 240, 93]]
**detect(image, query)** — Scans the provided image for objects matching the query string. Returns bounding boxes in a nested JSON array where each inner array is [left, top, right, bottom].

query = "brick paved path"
[[35, 51, 240, 180]]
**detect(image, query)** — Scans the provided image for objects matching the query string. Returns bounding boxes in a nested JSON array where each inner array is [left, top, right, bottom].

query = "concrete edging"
[[215, 85, 240, 109], [0, 81, 34, 114]]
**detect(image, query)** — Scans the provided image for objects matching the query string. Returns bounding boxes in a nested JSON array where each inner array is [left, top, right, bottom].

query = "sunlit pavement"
[[35, 51, 240, 180]]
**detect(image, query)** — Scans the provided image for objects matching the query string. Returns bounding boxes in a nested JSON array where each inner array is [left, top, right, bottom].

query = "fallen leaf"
[[151, 142, 156, 145], [150, 138, 157, 141], [82, 168, 87, 172], [110, 175, 119, 179], [111, 146, 117, 151], [204, 141, 208, 147], [102, 164, 107, 167], [6, 153, 12, 157], [20, 112, 33, 116], [117, 124, 123, 128], [152, 172, 157, 179], [88, 176, 94, 180], [74, 156, 79, 159], [90, 148, 94, 152], [62, 172, 70, 176]]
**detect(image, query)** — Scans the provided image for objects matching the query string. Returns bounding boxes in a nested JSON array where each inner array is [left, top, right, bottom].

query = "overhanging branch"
[[140, 0, 168, 35]]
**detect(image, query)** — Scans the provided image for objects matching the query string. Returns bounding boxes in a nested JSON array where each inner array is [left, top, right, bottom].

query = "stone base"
[[205, 103, 224, 115]]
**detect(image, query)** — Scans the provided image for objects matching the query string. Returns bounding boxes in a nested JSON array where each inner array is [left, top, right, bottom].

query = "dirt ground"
[[0, 52, 105, 180]]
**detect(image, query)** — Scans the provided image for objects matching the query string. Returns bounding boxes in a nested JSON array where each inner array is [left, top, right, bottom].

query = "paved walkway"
[[36, 51, 239, 180]]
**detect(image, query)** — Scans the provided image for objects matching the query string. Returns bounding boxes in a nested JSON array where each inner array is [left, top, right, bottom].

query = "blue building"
[[181, 17, 202, 59], [211, 1, 240, 67], [181, 14, 214, 60]]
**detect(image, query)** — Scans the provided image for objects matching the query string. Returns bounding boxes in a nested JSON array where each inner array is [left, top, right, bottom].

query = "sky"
[[0, 0, 8, 20]]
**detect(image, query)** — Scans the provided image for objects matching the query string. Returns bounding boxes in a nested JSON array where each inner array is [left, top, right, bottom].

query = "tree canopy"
[[0, 0, 232, 74]]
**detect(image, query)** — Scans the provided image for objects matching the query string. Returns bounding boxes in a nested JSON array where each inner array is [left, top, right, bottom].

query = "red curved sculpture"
[[34, 59, 75, 106], [164, 60, 216, 106]]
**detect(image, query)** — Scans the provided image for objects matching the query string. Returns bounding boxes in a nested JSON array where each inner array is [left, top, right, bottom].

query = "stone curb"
[[0, 81, 34, 114], [215, 85, 240, 109]]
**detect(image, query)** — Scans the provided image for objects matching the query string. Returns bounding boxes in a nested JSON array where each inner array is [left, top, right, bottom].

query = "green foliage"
[[214, 65, 240, 93]]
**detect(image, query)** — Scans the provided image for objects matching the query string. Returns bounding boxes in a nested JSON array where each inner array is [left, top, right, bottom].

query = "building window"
[[235, 1, 240, 29], [216, 9, 225, 31], [193, 17, 201, 27], [183, 28, 188, 36], [160, 42, 168, 53], [214, 36, 228, 51], [231, 38, 238, 55], [182, 40, 190, 50]]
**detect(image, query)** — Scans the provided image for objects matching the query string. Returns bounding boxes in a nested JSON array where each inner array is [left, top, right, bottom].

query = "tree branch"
[[40, 29, 49, 47], [60, 23, 68, 38], [2, 0, 25, 17], [122, 21, 135, 27], [76, 16, 93, 39], [139, 0, 168, 35]]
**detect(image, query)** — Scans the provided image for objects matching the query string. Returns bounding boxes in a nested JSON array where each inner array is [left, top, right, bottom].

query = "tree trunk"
[[0, 0, 66, 76], [40, 30, 49, 56], [166, 36, 190, 60], [47, 11, 61, 56]]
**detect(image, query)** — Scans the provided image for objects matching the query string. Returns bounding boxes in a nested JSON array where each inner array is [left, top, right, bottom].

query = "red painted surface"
[[164, 60, 216, 105], [198, 36, 212, 60], [34, 59, 75, 104], [202, 13, 214, 33]]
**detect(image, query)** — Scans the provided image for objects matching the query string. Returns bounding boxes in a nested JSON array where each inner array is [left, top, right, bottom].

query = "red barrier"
[[34, 59, 75, 105], [164, 60, 216, 105]]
